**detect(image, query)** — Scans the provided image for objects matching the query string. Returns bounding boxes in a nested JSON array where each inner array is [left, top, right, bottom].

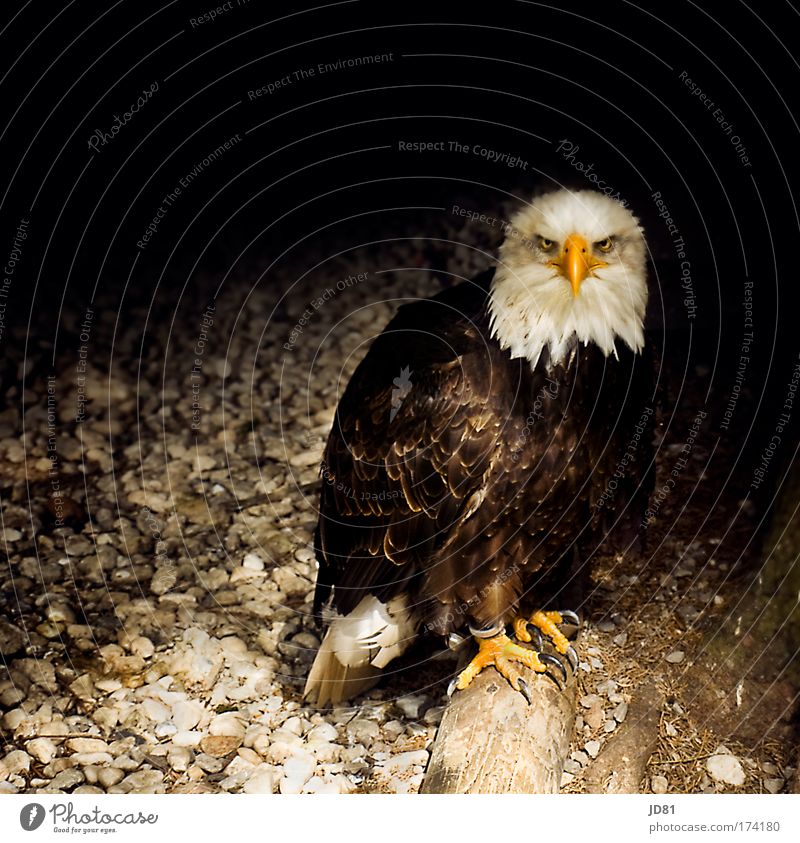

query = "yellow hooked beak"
[[549, 234, 608, 297]]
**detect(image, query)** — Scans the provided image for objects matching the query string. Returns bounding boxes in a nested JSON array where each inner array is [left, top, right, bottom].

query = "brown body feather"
[[313, 269, 655, 646]]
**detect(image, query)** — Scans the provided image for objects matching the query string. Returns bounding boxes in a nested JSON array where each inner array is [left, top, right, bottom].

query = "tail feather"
[[304, 594, 416, 706], [303, 630, 382, 706]]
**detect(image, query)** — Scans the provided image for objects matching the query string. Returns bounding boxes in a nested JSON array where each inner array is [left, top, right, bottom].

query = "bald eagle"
[[304, 189, 655, 706]]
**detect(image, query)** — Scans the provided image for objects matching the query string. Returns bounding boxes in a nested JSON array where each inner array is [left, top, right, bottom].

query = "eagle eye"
[[538, 236, 554, 251], [596, 237, 613, 252]]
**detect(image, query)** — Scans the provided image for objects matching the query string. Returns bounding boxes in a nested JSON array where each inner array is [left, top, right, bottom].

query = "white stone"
[[307, 722, 337, 743], [4, 750, 31, 774], [27, 738, 57, 764], [172, 730, 204, 747], [281, 716, 304, 736], [706, 753, 746, 786], [376, 750, 429, 775], [154, 722, 177, 739], [130, 637, 155, 658], [168, 747, 193, 772], [242, 553, 265, 571], [172, 700, 205, 731], [584, 740, 601, 759], [123, 770, 164, 792], [209, 713, 246, 739], [347, 718, 380, 743], [66, 738, 108, 754], [395, 695, 427, 719], [142, 698, 170, 722], [243, 767, 274, 794], [282, 750, 316, 788], [97, 767, 124, 789]]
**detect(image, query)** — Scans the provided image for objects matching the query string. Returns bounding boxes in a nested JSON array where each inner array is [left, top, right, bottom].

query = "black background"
[[1, 0, 798, 504]]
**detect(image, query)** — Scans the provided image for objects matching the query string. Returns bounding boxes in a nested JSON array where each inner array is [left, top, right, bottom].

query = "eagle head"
[[489, 189, 648, 369]]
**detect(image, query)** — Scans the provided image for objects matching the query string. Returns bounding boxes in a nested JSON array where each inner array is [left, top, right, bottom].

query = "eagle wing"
[[313, 276, 499, 619]]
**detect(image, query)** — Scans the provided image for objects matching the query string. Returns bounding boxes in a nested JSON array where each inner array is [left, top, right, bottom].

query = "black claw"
[[447, 632, 466, 651], [540, 652, 568, 686], [559, 610, 580, 627], [446, 677, 458, 697], [566, 645, 579, 672], [525, 623, 544, 650], [517, 677, 532, 705]]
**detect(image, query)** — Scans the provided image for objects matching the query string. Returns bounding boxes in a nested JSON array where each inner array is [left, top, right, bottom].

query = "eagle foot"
[[447, 632, 554, 702], [513, 610, 580, 673]]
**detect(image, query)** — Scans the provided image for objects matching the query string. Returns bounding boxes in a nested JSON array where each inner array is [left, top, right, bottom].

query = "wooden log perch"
[[583, 681, 664, 794], [422, 664, 578, 793]]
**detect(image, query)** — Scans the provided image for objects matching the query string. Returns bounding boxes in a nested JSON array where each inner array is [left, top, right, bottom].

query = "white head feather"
[[489, 189, 648, 370]]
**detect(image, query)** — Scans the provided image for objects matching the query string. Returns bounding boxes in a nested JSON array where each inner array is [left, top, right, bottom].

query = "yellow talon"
[[455, 633, 547, 692], [514, 610, 571, 655]]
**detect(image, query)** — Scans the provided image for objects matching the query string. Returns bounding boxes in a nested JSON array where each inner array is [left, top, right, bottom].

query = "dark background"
[[1, 0, 798, 513]]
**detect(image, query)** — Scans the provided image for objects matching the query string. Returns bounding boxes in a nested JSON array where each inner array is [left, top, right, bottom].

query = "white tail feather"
[[304, 595, 415, 706]]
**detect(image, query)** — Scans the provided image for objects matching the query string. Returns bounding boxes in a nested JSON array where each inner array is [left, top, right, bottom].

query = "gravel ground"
[[0, 200, 792, 794]]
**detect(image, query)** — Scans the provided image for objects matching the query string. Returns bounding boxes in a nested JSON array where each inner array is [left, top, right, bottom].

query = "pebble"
[[242, 553, 265, 571], [97, 767, 125, 788], [27, 738, 58, 764], [651, 775, 669, 794], [307, 723, 337, 743], [280, 751, 316, 793], [123, 770, 165, 792], [195, 753, 226, 773], [243, 767, 274, 794], [395, 695, 427, 719], [154, 722, 178, 739], [585, 702, 605, 731], [0, 620, 26, 655], [585, 740, 601, 759], [66, 738, 108, 754], [172, 700, 205, 732], [52, 768, 85, 790], [172, 731, 204, 748], [666, 650, 685, 664], [4, 750, 31, 774], [424, 706, 444, 725], [375, 750, 429, 774], [764, 778, 783, 794], [130, 636, 155, 658], [200, 735, 241, 757], [612, 702, 628, 723], [143, 698, 171, 722], [706, 751, 746, 786], [168, 747, 193, 772], [347, 719, 380, 742], [74, 785, 104, 795]]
